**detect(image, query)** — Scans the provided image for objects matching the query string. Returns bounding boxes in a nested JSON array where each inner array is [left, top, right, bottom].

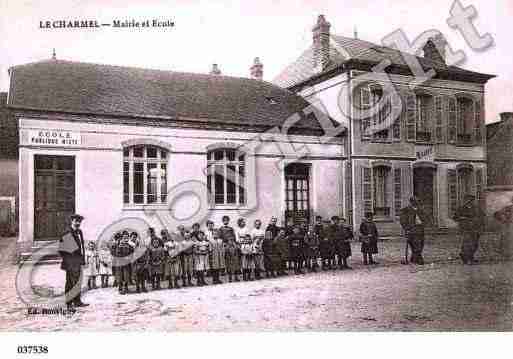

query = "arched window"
[[207, 147, 245, 206], [123, 145, 168, 205]]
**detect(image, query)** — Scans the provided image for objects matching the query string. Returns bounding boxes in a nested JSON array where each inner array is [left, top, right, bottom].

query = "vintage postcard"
[[0, 0, 511, 357]]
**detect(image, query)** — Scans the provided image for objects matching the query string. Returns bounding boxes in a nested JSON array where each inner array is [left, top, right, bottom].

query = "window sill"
[[373, 217, 395, 223], [454, 143, 478, 148], [123, 204, 169, 211], [209, 205, 249, 210]]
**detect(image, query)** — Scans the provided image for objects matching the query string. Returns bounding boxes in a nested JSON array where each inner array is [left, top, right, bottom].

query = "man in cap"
[[58, 214, 89, 310], [454, 194, 485, 264], [400, 197, 428, 265]]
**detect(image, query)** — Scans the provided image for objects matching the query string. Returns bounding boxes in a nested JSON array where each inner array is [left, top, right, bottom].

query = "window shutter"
[[447, 97, 457, 143], [434, 96, 444, 143], [394, 167, 402, 216], [474, 100, 482, 145], [345, 162, 353, 225], [361, 87, 371, 141], [362, 166, 373, 215], [406, 93, 416, 142], [448, 169, 457, 217], [392, 92, 402, 141], [475, 168, 483, 202]]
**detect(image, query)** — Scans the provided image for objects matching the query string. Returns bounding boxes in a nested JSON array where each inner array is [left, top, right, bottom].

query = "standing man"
[[454, 194, 485, 264], [494, 196, 513, 260], [400, 197, 427, 265], [58, 214, 89, 310]]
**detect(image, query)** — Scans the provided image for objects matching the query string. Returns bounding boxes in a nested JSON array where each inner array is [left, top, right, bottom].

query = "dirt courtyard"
[[1, 235, 512, 331]]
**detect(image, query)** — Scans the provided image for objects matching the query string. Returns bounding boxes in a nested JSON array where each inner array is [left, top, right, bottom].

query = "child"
[[115, 231, 134, 295], [85, 241, 100, 290], [262, 229, 276, 278], [133, 236, 149, 293], [304, 225, 320, 272], [360, 212, 379, 265], [181, 231, 195, 287], [209, 229, 225, 284], [251, 219, 265, 280], [330, 216, 353, 270], [98, 242, 112, 288], [237, 218, 253, 281], [275, 228, 289, 275], [318, 220, 333, 270], [219, 216, 240, 282], [110, 232, 121, 288], [164, 234, 182, 289], [193, 231, 210, 286], [149, 229, 165, 290], [289, 225, 305, 274]]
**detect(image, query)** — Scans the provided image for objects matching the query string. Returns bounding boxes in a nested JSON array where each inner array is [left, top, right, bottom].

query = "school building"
[[8, 58, 344, 256], [273, 15, 495, 234]]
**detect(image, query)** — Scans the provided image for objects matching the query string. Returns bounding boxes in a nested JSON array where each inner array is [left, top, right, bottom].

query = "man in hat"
[[494, 196, 513, 260], [58, 214, 89, 310], [400, 197, 428, 265], [454, 194, 485, 264]]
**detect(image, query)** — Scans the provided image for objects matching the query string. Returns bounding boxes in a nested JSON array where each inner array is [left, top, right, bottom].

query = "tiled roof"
[[8, 60, 337, 133], [273, 35, 495, 88], [487, 121, 504, 140]]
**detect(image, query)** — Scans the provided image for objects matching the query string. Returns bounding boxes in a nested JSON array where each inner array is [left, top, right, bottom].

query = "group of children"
[[83, 212, 380, 294]]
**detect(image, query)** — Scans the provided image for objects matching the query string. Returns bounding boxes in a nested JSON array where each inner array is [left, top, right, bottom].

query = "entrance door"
[[34, 155, 75, 241], [413, 167, 435, 227], [284, 163, 311, 227]]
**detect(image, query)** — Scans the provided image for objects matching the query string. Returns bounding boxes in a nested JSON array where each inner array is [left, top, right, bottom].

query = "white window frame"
[[123, 145, 168, 206], [207, 148, 246, 208]]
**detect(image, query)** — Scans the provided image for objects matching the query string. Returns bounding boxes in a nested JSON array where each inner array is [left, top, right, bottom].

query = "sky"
[[0, 0, 510, 123]]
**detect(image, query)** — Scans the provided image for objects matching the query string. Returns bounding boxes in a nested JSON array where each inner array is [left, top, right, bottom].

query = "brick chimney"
[[500, 112, 513, 122], [250, 57, 263, 80], [423, 34, 447, 64], [312, 15, 331, 71], [210, 63, 221, 75]]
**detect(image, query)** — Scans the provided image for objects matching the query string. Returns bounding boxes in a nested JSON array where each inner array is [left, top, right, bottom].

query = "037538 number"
[[17, 346, 48, 354]]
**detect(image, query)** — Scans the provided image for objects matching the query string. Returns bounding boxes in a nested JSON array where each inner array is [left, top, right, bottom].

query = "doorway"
[[284, 163, 311, 227], [34, 155, 75, 241], [413, 166, 436, 227]]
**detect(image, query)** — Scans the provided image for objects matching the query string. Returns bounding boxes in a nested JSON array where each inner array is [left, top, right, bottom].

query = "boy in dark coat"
[[275, 228, 289, 275], [304, 225, 320, 272], [454, 195, 485, 264], [262, 229, 276, 278], [115, 231, 135, 294], [360, 212, 379, 265], [318, 219, 334, 270], [329, 216, 353, 269], [289, 225, 305, 274]]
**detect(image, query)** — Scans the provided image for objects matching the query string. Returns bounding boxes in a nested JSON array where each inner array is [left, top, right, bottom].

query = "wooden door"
[[34, 155, 75, 241]]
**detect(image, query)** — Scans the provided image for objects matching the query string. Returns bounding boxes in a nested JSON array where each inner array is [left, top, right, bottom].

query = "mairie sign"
[[28, 130, 81, 147], [414, 144, 434, 162]]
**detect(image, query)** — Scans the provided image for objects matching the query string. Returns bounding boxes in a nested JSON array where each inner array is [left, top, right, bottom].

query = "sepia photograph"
[[0, 0, 511, 357]]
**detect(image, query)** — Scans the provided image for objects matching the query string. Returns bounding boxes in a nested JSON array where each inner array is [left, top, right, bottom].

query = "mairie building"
[[273, 15, 495, 235]]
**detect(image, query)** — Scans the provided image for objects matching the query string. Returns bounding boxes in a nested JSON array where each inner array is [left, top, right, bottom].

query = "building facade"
[[8, 60, 344, 254], [274, 15, 494, 234]]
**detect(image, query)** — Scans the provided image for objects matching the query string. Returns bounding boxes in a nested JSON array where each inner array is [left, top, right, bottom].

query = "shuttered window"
[[392, 92, 402, 141], [474, 100, 482, 145], [394, 167, 402, 217], [447, 97, 457, 143], [448, 169, 457, 217], [406, 93, 416, 142], [362, 166, 373, 215], [434, 96, 444, 143], [361, 87, 372, 141]]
